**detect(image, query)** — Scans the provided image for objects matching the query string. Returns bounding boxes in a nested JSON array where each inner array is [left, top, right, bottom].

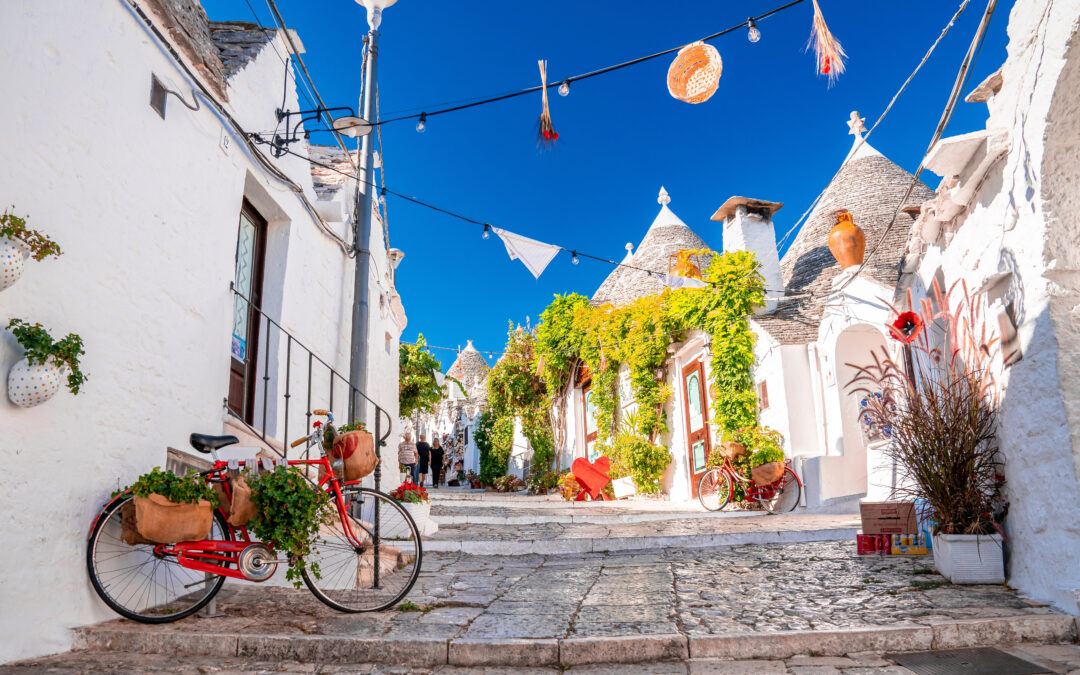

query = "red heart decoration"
[[571, 456, 612, 500]]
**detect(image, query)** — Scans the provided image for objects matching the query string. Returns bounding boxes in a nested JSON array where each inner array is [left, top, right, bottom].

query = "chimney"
[[711, 197, 784, 314]]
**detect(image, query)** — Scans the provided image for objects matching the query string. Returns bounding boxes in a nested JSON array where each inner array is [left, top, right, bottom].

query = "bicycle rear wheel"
[[697, 468, 732, 512], [86, 495, 231, 623], [302, 487, 421, 612], [757, 468, 802, 514]]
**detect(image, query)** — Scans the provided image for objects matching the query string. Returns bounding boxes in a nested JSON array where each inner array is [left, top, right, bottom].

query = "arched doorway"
[[835, 324, 892, 500]]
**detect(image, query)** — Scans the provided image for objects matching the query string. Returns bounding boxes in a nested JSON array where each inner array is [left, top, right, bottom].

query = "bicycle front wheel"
[[302, 487, 422, 613], [757, 468, 802, 515], [697, 468, 732, 512], [87, 495, 231, 623]]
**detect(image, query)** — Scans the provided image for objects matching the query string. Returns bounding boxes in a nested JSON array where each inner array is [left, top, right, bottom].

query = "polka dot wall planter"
[[0, 236, 32, 292], [7, 357, 65, 408]]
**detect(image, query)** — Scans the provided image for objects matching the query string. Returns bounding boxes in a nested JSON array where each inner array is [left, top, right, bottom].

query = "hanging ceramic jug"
[[0, 236, 31, 291], [828, 210, 865, 269]]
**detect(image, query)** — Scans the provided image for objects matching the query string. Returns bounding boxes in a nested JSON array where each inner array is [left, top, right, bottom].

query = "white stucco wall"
[[0, 1, 403, 662], [899, 0, 1080, 614]]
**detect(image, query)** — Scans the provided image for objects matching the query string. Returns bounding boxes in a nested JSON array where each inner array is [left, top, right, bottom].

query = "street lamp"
[[349, 0, 398, 423]]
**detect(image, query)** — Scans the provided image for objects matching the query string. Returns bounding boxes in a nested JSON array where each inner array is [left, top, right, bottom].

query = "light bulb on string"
[[482, 223, 491, 240], [416, 113, 427, 133], [558, 80, 570, 96], [746, 18, 761, 43], [571, 251, 579, 265]]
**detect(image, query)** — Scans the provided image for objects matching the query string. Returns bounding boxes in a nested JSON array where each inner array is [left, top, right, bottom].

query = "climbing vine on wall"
[[474, 410, 514, 485], [485, 324, 554, 475], [532, 250, 765, 490]]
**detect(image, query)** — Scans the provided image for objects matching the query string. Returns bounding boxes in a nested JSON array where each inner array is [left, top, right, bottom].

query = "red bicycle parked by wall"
[[86, 410, 421, 623], [697, 455, 803, 514]]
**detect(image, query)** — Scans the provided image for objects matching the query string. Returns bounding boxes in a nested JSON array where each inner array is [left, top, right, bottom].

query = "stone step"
[[422, 513, 862, 555], [430, 508, 756, 526], [69, 614, 1079, 668]]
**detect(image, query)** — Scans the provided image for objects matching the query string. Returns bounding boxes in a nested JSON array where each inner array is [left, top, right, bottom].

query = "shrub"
[[246, 466, 332, 587]]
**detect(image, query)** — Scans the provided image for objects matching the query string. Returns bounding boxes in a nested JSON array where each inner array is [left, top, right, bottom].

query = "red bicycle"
[[697, 456, 802, 514], [86, 410, 422, 623]]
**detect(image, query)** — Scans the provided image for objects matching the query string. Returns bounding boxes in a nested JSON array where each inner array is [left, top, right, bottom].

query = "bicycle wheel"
[[698, 468, 732, 512], [87, 495, 231, 623], [302, 487, 422, 612], [757, 468, 802, 515]]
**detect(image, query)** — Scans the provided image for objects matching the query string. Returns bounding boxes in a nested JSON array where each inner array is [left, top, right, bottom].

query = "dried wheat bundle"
[[537, 60, 558, 145], [807, 0, 846, 84]]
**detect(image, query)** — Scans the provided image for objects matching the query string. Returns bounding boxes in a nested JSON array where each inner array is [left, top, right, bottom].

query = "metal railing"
[[228, 284, 393, 490]]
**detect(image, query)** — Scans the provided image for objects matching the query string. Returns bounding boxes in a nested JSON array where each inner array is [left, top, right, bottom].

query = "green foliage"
[[474, 411, 514, 485], [116, 467, 220, 507], [492, 475, 525, 492], [535, 293, 590, 393], [399, 335, 447, 420], [6, 318, 87, 394], [486, 324, 554, 473], [750, 446, 786, 467], [597, 411, 672, 493], [0, 211, 61, 261], [526, 470, 562, 494], [246, 466, 332, 587], [735, 426, 786, 467]]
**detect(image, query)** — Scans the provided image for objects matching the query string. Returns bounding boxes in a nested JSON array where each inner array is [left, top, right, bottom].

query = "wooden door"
[[581, 380, 599, 462], [228, 201, 267, 423], [682, 359, 711, 497]]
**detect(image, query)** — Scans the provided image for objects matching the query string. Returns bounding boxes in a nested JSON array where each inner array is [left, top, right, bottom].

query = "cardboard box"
[[860, 501, 918, 535]]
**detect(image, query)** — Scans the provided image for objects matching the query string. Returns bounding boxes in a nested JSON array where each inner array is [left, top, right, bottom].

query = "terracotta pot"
[[827, 211, 865, 269]]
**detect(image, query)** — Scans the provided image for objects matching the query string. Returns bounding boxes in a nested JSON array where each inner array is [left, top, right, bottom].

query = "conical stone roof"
[[592, 188, 709, 306], [446, 340, 490, 400], [755, 139, 935, 345]]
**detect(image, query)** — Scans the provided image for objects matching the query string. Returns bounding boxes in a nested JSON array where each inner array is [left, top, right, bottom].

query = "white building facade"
[[0, 0, 406, 662]]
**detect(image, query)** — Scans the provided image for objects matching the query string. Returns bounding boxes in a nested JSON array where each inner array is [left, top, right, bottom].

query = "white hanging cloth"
[[657, 273, 709, 289], [493, 227, 561, 279]]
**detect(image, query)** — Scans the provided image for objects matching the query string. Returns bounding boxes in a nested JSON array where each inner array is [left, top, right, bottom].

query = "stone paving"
[[7, 642, 1080, 673]]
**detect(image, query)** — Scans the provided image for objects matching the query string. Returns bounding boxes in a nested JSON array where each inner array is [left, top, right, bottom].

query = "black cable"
[[373, 0, 807, 127]]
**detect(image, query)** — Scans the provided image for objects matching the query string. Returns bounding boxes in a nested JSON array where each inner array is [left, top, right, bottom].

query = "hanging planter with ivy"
[[6, 319, 86, 408], [1, 211, 61, 292]]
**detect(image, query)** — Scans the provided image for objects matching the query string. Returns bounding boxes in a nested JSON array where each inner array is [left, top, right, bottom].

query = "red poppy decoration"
[[889, 311, 923, 343]]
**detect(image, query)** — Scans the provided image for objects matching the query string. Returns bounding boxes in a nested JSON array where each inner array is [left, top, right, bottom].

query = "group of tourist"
[[396, 432, 452, 488]]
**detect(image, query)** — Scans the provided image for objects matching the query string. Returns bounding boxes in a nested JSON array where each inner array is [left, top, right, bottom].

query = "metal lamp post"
[[350, 0, 397, 422]]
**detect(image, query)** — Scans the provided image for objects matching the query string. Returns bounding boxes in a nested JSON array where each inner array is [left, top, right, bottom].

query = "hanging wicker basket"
[[667, 41, 722, 104]]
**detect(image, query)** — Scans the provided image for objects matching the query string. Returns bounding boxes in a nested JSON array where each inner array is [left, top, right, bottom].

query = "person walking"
[[415, 434, 432, 486], [429, 438, 445, 488], [398, 432, 418, 484]]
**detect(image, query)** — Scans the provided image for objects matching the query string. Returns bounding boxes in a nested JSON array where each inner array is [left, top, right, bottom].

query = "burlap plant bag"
[[721, 442, 748, 460], [751, 461, 785, 486], [211, 482, 232, 519], [134, 493, 213, 544], [331, 430, 377, 482], [227, 477, 257, 528], [121, 500, 155, 546]]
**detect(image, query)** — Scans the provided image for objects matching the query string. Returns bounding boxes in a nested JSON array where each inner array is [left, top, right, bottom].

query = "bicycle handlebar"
[[290, 436, 309, 448], [313, 409, 329, 416]]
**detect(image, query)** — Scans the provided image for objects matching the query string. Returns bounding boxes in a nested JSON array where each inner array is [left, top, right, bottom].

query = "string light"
[[558, 80, 570, 96], [747, 18, 761, 43], [482, 223, 491, 240], [571, 251, 579, 265], [416, 112, 427, 133]]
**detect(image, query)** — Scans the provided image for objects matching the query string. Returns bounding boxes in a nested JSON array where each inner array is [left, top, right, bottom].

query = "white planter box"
[[402, 501, 437, 537], [0, 236, 31, 292], [7, 357, 65, 408], [932, 533, 1004, 584], [612, 476, 637, 499]]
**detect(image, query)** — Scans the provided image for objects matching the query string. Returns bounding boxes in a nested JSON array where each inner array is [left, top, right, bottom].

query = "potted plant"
[[321, 419, 376, 482], [6, 319, 86, 408], [116, 467, 220, 545], [850, 280, 1007, 584], [0, 211, 61, 292], [247, 465, 332, 587], [389, 480, 435, 536], [737, 427, 787, 485], [466, 469, 482, 490]]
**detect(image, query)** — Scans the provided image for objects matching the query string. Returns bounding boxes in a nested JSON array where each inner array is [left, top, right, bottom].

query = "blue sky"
[[203, 0, 1014, 372]]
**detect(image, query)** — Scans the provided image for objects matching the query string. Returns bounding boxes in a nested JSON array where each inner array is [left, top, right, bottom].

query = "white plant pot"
[[402, 501, 437, 537], [7, 357, 66, 408], [0, 236, 31, 292], [612, 476, 637, 499], [932, 533, 1004, 584]]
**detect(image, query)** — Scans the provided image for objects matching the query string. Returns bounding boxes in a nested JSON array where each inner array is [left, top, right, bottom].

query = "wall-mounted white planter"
[[7, 357, 66, 408], [402, 501, 437, 537], [932, 533, 1005, 584], [0, 236, 31, 291], [612, 476, 637, 499]]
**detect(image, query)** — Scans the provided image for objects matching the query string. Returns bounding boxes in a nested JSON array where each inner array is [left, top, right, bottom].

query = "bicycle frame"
[[712, 456, 798, 502]]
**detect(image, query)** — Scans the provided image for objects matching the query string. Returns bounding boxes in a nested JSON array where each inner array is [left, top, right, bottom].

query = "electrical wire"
[[835, 0, 997, 294], [372, 0, 808, 127], [773, 0, 974, 256]]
